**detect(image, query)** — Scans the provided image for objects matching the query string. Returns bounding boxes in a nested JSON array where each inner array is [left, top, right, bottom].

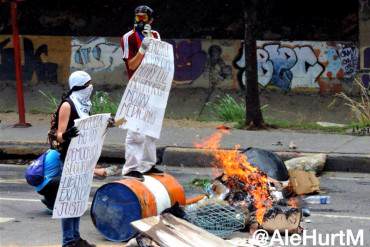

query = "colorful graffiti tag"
[[234, 41, 358, 92], [0, 35, 360, 94], [71, 37, 122, 72]]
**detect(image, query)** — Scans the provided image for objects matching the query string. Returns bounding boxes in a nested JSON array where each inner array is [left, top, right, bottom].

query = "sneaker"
[[123, 171, 144, 181], [144, 166, 164, 174], [76, 238, 96, 247]]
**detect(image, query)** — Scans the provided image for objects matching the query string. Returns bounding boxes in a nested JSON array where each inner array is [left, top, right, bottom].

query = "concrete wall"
[[0, 35, 361, 94], [359, 0, 370, 86]]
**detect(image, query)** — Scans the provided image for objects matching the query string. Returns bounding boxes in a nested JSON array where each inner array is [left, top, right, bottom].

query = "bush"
[[336, 77, 370, 127], [212, 94, 245, 123]]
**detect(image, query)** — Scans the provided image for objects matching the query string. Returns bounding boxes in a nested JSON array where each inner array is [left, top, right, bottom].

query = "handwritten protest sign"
[[115, 39, 174, 139], [52, 113, 110, 219]]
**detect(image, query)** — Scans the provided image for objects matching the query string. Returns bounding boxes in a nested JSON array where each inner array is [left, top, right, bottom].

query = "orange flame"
[[195, 129, 272, 224]]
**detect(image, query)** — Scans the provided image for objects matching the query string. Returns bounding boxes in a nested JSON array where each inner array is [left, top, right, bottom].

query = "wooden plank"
[[131, 214, 236, 247]]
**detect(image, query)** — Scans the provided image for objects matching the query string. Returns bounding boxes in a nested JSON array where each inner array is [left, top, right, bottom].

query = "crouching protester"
[[45, 70, 97, 247]]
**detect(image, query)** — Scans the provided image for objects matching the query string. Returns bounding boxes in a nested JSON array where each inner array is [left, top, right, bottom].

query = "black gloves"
[[62, 126, 79, 141]]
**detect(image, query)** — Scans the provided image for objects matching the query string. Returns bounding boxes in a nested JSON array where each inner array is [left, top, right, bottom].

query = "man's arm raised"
[[127, 37, 151, 71]]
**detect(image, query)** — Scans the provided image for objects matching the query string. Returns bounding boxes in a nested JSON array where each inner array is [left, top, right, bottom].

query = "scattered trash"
[[191, 178, 211, 189], [272, 141, 283, 146], [289, 170, 320, 195], [302, 207, 311, 217], [262, 206, 302, 233], [207, 180, 230, 200], [289, 141, 297, 150], [305, 219, 312, 223], [303, 195, 330, 204], [242, 147, 290, 181], [285, 154, 326, 174]]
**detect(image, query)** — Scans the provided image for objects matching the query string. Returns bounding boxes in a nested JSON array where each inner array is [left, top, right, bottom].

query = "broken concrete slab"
[[284, 154, 326, 174]]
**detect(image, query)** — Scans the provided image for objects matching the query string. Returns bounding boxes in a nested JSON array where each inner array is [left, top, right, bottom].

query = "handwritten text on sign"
[[116, 39, 174, 139], [52, 114, 110, 219]]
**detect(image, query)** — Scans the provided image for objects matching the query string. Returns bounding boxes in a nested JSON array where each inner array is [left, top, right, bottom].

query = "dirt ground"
[[0, 112, 225, 128], [0, 82, 355, 127]]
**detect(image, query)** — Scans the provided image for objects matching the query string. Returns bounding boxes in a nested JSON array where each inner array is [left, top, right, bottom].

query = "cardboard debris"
[[284, 154, 326, 174], [262, 209, 302, 233], [131, 213, 235, 247], [289, 170, 320, 195]]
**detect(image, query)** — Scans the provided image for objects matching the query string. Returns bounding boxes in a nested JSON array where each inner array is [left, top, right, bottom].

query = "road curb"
[[1, 142, 370, 173]]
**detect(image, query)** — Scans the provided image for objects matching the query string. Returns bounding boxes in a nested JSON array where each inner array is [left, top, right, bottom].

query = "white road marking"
[[0, 197, 92, 205], [326, 176, 370, 181], [0, 217, 14, 223], [0, 197, 39, 202], [311, 213, 370, 221], [0, 178, 106, 187]]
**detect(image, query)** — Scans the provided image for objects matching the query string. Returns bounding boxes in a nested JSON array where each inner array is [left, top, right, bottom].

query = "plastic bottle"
[[303, 195, 331, 204]]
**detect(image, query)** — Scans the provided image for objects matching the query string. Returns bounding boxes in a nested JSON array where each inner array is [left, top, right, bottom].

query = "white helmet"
[[68, 71, 91, 89]]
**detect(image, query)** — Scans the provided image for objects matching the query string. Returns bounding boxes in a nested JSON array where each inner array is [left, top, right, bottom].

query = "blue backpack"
[[25, 151, 48, 186]]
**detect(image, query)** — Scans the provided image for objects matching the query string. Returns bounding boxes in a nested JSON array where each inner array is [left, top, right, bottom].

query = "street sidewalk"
[[1, 122, 370, 172]]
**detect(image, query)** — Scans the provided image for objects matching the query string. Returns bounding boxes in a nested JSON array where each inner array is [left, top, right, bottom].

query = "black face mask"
[[135, 21, 145, 32]]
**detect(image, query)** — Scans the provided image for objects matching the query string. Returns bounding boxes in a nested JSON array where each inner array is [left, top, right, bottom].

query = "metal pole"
[[11, 0, 30, 127]]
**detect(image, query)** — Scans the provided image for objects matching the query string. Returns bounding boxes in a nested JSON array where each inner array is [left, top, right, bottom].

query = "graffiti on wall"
[[206, 45, 232, 88], [234, 41, 358, 92], [362, 46, 370, 87], [71, 37, 122, 72], [0, 35, 359, 94], [168, 40, 207, 85], [0, 37, 58, 82], [364, 47, 370, 69]]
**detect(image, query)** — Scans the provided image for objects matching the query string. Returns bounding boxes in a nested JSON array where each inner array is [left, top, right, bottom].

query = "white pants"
[[122, 130, 157, 175]]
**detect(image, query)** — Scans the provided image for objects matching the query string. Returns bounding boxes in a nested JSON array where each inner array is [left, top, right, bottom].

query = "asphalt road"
[[0, 164, 370, 247]]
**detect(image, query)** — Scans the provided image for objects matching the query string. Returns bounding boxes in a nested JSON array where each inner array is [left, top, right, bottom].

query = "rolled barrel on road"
[[90, 173, 186, 242]]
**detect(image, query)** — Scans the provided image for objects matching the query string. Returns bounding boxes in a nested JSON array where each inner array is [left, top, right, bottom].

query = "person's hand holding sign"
[[138, 37, 152, 55], [62, 126, 79, 141], [142, 24, 152, 37]]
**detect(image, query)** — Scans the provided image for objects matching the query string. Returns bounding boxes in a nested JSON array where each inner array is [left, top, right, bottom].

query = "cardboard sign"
[[52, 113, 110, 219], [115, 39, 174, 139]]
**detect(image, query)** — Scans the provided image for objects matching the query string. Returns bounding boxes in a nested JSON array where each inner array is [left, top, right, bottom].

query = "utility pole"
[[10, 0, 31, 127]]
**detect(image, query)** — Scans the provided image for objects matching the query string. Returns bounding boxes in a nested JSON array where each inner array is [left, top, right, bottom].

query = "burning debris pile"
[[130, 129, 327, 247], [189, 128, 304, 236]]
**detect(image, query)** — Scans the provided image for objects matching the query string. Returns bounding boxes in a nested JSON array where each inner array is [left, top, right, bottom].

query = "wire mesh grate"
[[184, 201, 245, 238]]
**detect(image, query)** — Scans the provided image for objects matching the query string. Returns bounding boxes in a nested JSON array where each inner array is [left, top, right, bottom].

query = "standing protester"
[[120, 5, 163, 180], [49, 70, 96, 247]]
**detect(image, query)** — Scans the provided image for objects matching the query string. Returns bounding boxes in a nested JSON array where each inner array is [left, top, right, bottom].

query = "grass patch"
[[39, 90, 59, 113], [265, 117, 348, 133], [336, 76, 370, 128], [212, 94, 245, 123]]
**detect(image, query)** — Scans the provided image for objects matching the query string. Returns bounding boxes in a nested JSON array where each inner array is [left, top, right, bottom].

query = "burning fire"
[[195, 129, 272, 224]]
